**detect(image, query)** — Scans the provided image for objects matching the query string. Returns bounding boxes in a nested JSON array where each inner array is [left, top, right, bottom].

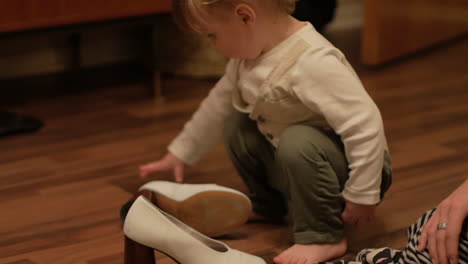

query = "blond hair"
[[173, 0, 297, 32]]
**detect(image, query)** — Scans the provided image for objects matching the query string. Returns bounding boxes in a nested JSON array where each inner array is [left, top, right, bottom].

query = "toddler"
[[140, 0, 393, 263]]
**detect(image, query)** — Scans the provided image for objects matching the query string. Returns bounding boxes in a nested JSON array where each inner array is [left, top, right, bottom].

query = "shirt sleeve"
[[167, 59, 238, 165], [291, 49, 387, 205]]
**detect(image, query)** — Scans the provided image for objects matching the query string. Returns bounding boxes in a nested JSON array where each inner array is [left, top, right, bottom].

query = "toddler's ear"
[[234, 3, 256, 25]]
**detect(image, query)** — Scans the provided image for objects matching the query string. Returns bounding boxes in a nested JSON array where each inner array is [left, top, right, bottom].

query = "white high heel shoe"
[[124, 195, 266, 264], [135, 181, 252, 237]]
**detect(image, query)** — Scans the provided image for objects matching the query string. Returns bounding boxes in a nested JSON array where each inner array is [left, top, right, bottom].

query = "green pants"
[[223, 111, 392, 244]]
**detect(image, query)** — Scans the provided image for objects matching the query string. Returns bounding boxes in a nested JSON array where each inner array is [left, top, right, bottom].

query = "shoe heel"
[[124, 190, 157, 264], [124, 235, 156, 264]]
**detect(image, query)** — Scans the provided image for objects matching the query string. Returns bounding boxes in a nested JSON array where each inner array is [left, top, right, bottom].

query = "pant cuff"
[[294, 229, 344, 244]]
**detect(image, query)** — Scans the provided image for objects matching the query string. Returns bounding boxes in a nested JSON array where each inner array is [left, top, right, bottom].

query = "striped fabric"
[[318, 209, 468, 264]]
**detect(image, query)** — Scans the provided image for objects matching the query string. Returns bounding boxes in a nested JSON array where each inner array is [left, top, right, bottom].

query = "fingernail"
[[450, 258, 458, 264]]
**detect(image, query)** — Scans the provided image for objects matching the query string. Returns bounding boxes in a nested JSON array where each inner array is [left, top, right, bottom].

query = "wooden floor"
[[1, 33, 468, 264]]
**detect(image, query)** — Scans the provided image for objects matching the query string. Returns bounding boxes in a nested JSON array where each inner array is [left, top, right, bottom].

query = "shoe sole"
[[154, 191, 251, 237]]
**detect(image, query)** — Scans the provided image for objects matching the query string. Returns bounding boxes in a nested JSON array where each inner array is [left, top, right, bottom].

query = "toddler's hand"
[[341, 200, 376, 226], [139, 153, 186, 183]]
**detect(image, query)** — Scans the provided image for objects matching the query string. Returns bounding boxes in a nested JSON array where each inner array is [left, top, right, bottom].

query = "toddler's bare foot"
[[273, 238, 347, 264]]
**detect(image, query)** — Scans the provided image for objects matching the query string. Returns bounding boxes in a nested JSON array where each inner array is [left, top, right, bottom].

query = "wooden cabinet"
[[362, 0, 468, 65], [0, 0, 172, 33]]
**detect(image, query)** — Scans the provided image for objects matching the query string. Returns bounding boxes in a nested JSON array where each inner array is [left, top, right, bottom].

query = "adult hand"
[[139, 152, 186, 183], [342, 200, 376, 226], [418, 178, 468, 264]]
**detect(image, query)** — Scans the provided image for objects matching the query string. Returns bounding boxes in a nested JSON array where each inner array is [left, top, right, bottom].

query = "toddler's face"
[[199, 13, 263, 59]]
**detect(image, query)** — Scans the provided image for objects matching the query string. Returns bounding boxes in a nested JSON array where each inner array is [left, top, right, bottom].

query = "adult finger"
[[419, 210, 437, 251], [419, 231, 429, 252], [446, 210, 464, 264], [428, 213, 441, 264], [436, 205, 449, 264]]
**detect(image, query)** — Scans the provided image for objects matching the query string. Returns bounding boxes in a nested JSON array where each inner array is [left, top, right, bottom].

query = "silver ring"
[[437, 223, 448, 230]]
